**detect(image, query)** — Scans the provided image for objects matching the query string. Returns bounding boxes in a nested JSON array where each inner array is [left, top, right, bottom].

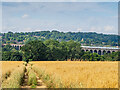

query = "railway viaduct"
[[81, 46, 119, 55], [2, 44, 24, 50]]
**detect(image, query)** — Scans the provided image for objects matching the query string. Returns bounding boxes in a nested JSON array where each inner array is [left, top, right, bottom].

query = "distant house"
[[81, 38, 84, 42]]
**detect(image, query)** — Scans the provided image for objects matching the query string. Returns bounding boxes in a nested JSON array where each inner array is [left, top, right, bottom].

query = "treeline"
[[1, 30, 118, 46], [2, 40, 119, 61], [2, 45, 22, 61]]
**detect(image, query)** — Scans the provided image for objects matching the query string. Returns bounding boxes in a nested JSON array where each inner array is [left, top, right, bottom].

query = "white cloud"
[[23, 27, 32, 32], [2, 2, 118, 34], [77, 28, 82, 32], [22, 14, 29, 18], [2, 26, 17, 32], [89, 27, 96, 32], [35, 29, 43, 32], [112, 15, 118, 18], [104, 26, 114, 31], [85, 27, 100, 32]]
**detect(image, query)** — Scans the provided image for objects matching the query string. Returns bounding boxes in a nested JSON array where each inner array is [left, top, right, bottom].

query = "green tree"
[[66, 40, 82, 61], [21, 40, 48, 62], [10, 51, 22, 61], [44, 39, 62, 61]]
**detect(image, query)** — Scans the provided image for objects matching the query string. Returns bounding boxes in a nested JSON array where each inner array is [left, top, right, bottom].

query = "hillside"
[[1, 30, 118, 46]]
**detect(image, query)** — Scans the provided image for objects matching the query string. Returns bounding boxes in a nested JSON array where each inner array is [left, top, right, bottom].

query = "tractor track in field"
[[36, 73, 47, 88], [21, 65, 47, 89]]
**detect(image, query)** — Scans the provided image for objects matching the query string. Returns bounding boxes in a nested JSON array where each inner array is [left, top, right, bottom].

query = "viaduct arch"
[[81, 46, 119, 55], [2, 44, 24, 50]]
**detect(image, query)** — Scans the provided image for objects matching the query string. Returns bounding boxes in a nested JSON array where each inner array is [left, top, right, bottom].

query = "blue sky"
[[2, 2, 118, 34]]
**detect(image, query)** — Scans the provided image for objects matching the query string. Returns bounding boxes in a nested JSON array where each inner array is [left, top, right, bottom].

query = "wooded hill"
[[1, 30, 118, 46]]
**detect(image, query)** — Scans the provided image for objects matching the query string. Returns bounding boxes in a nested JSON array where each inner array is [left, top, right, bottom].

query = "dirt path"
[[21, 65, 47, 88], [36, 74, 47, 88], [21, 65, 30, 88]]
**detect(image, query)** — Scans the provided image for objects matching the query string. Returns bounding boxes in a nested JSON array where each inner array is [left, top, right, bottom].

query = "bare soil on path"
[[21, 65, 47, 89]]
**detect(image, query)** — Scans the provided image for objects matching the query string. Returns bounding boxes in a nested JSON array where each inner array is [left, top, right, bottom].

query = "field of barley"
[[0, 61, 119, 88], [1, 61, 24, 80], [0, 61, 25, 88], [31, 61, 118, 88]]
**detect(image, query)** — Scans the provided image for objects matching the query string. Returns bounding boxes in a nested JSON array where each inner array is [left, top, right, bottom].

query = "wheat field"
[[0, 61, 119, 88], [31, 61, 118, 88], [0, 61, 24, 82]]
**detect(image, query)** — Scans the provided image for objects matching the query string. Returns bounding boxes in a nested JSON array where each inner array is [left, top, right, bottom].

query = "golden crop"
[[0, 61, 24, 82], [31, 61, 118, 88], [0, 61, 118, 88], [2, 66, 25, 88]]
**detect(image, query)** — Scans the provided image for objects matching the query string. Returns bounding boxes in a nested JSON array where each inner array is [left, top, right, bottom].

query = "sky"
[[1, 1, 118, 34]]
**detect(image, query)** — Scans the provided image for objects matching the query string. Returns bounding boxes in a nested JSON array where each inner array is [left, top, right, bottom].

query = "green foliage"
[[2, 38, 119, 61], [103, 52, 119, 61], [81, 51, 119, 61], [21, 40, 48, 61], [31, 84, 36, 88], [27, 68, 37, 86], [2, 45, 23, 61], [33, 66, 63, 88], [23, 62, 27, 66], [2, 51, 22, 61], [1, 31, 118, 46], [43, 40, 83, 61]]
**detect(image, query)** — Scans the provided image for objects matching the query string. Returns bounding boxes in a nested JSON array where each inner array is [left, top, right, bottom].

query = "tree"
[[59, 41, 68, 61], [2, 51, 11, 61], [21, 40, 48, 62], [10, 51, 22, 61], [66, 40, 82, 61], [44, 39, 62, 61], [2, 31, 118, 46], [81, 51, 91, 61], [2, 44, 13, 51], [2, 51, 22, 61]]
